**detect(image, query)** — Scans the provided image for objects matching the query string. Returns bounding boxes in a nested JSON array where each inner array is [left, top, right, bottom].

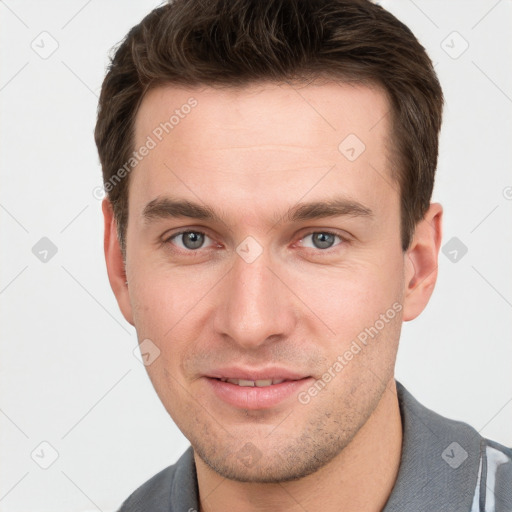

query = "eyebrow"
[[142, 196, 374, 225]]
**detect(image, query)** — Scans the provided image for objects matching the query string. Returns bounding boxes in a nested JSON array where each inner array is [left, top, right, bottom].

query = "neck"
[[195, 378, 402, 512]]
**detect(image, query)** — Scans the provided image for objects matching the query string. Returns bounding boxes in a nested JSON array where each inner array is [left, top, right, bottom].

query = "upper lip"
[[204, 367, 309, 381]]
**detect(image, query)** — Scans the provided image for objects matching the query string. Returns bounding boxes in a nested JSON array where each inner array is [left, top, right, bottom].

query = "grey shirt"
[[118, 381, 512, 511]]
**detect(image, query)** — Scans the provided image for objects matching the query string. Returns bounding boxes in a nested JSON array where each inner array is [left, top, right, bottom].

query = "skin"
[[103, 80, 443, 511]]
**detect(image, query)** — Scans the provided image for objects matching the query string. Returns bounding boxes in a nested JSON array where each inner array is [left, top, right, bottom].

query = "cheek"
[[128, 272, 197, 418], [294, 257, 404, 337], [127, 262, 219, 388], [128, 256, 212, 335]]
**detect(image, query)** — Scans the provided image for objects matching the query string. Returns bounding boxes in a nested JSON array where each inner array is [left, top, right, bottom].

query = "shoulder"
[[118, 465, 176, 512], [387, 382, 512, 512], [118, 446, 198, 512]]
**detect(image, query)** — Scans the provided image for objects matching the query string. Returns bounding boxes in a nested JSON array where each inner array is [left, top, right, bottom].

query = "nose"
[[213, 248, 296, 350]]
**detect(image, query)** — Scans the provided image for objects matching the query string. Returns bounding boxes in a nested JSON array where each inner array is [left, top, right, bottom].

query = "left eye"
[[300, 232, 342, 250], [168, 231, 213, 250]]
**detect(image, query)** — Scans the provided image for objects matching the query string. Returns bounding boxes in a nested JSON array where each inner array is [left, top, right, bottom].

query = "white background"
[[0, 1, 511, 511]]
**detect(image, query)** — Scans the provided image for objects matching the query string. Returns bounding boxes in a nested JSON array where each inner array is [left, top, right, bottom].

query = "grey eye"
[[301, 232, 340, 250], [312, 232, 336, 249], [176, 231, 206, 250]]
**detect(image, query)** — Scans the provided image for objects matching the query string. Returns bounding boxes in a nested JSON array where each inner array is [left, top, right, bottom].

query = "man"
[[94, 0, 512, 510]]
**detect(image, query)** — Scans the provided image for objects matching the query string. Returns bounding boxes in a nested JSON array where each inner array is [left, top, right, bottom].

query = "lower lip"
[[204, 377, 314, 410]]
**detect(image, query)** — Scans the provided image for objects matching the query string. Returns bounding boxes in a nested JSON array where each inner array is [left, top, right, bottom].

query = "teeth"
[[221, 378, 286, 387], [254, 379, 273, 387], [238, 379, 257, 387]]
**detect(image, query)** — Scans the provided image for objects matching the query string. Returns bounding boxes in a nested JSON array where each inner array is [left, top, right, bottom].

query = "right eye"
[[165, 230, 214, 251]]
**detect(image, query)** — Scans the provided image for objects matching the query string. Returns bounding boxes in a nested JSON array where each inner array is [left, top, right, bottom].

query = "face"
[[104, 80, 438, 483]]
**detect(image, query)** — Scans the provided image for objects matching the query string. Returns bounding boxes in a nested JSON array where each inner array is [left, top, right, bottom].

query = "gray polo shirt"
[[118, 381, 512, 511]]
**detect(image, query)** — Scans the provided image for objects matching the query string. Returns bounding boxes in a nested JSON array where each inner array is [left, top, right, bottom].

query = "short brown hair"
[[95, 0, 443, 255]]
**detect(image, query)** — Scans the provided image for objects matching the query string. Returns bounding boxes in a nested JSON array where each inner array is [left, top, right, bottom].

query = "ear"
[[402, 203, 443, 322], [102, 198, 134, 326]]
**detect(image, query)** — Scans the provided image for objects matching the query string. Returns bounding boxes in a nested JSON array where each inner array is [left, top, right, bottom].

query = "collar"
[[382, 381, 481, 511]]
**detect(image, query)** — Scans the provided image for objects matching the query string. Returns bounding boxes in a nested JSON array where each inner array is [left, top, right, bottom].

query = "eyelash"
[[163, 229, 347, 254]]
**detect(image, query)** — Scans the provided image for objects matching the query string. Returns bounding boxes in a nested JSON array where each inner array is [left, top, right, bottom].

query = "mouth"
[[204, 374, 313, 410], [216, 377, 288, 387]]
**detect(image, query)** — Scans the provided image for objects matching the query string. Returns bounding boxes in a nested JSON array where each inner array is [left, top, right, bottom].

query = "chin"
[[192, 427, 353, 484]]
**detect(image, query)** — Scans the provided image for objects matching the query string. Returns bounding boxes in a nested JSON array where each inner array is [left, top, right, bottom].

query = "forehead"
[[130, 80, 397, 226], [135, 80, 391, 148]]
